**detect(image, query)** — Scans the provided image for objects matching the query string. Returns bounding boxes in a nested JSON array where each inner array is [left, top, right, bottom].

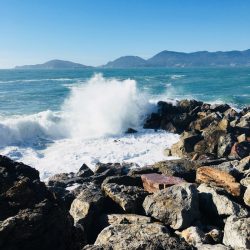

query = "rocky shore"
[[0, 99, 249, 250]]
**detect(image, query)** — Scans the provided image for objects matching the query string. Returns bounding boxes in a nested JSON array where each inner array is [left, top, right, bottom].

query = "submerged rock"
[[143, 183, 200, 230]]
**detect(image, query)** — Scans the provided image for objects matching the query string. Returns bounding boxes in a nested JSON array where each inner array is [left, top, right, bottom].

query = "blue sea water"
[[0, 67, 249, 115], [0, 67, 249, 179]]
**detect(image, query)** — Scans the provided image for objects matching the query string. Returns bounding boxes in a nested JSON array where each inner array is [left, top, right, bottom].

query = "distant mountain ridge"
[[15, 59, 90, 69], [102, 49, 250, 68], [14, 49, 250, 69]]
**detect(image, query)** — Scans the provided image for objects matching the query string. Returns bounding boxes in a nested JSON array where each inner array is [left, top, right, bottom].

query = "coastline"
[[0, 98, 249, 249]]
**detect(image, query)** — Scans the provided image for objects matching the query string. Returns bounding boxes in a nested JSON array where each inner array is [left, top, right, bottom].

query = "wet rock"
[[77, 164, 94, 178], [198, 184, 248, 218], [143, 112, 161, 129], [179, 226, 208, 247], [196, 167, 241, 196], [94, 223, 192, 250], [102, 183, 147, 213], [154, 159, 199, 182], [141, 173, 185, 193], [99, 213, 152, 227], [210, 104, 230, 113], [223, 216, 250, 249], [125, 128, 137, 134], [143, 183, 200, 230]]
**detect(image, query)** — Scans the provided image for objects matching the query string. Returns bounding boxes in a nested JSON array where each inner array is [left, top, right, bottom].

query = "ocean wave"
[[0, 74, 155, 147], [170, 74, 185, 80], [0, 78, 78, 84]]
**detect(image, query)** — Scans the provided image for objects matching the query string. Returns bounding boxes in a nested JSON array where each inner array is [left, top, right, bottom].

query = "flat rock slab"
[[141, 173, 186, 193], [196, 166, 241, 196]]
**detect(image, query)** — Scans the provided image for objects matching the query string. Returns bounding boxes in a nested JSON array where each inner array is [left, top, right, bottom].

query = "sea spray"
[[0, 74, 154, 147], [61, 73, 153, 138]]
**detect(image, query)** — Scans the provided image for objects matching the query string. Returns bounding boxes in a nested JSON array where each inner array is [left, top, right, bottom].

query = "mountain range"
[[15, 49, 250, 69], [15, 59, 90, 69]]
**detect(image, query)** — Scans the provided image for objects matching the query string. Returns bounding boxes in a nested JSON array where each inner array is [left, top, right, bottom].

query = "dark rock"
[[143, 183, 200, 230], [128, 166, 159, 177], [125, 128, 137, 133], [102, 175, 142, 187], [77, 164, 94, 178], [0, 155, 78, 250], [210, 104, 231, 113]]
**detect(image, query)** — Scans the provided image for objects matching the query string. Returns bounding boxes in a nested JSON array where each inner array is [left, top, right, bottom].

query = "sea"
[[0, 67, 249, 179]]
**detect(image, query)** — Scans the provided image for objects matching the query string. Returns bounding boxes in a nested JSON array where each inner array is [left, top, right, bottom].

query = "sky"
[[0, 0, 250, 68]]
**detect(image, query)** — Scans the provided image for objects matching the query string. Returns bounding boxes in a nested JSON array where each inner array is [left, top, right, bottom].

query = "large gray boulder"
[[223, 216, 250, 249], [198, 184, 248, 218], [70, 183, 105, 230], [143, 183, 200, 230], [94, 223, 192, 250]]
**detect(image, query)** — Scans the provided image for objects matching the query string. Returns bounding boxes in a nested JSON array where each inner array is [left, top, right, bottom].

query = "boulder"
[[223, 216, 250, 249], [76, 164, 94, 178], [0, 155, 78, 250], [70, 183, 105, 229], [231, 141, 250, 159], [143, 183, 200, 230], [0, 200, 78, 250], [171, 131, 203, 157], [198, 184, 248, 218], [196, 167, 241, 196], [154, 159, 199, 182], [191, 112, 221, 131], [178, 226, 208, 247], [102, 183, 147, 213], [240, 176, 250, 187], [94, 223, 192, 250], [141, 173, 185, 193]]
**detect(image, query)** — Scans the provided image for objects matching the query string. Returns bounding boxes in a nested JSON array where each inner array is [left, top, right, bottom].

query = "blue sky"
[[0, 0, 249, 68]]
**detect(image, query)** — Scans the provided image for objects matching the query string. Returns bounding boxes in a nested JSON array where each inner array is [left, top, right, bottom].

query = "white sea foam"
[[2, 130, 179, 180], [0, 74, 180, 178]]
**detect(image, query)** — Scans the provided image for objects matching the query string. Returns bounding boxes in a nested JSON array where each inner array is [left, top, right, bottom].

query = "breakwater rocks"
[[0, 99, 249, 250]]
